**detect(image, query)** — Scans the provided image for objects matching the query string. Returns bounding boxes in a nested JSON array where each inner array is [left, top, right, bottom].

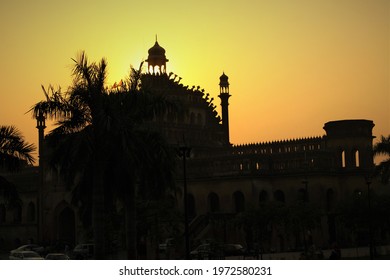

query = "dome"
[[219, 72, 229, 86], [146, 38, 169, 74], [219, 72, 229, 80], [148, 40, 166, 56]]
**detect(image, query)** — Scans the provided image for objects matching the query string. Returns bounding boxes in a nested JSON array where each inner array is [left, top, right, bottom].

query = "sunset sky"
[[0, 0, 389, 162]]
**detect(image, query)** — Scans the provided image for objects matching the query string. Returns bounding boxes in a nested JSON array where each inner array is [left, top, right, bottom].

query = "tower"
[[218, 72, 231, 144], [323, 119, 375, 170], [36, 109, 46, 242], [145, 37, 169, 74]]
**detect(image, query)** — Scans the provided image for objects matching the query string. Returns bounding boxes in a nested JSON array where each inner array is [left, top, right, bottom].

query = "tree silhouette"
[[0, 125, 35, 172], [0, 125, 35, 205], [30, 52, 177, 259], [373, 135, 390, 184]]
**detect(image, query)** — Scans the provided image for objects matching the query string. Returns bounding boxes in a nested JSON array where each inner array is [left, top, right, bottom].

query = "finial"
[[155, 34, 158, 42]]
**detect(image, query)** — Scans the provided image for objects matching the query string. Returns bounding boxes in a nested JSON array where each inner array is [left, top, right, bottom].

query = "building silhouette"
[[0, 39, 387, 259]]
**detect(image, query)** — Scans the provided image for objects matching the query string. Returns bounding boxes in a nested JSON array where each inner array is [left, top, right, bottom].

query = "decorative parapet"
[[232, 136, 325, 155]]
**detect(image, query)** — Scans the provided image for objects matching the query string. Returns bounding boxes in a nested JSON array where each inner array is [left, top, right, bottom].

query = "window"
[[354, 150, 360, 167], [297, 188, 307, 202], [187, 194, 196, 220], [197, 113, 203, 126], [190, 112, 195, 124], [326, 189, 335, 212], [0, 204, 6, 223], [27, 202, 35, 222], [233, 191, 245, 213], [208, 192, 220, 213], [274, 190, 285, 203], [259, 190, 268, 203], [13, 203, 22, 223], [341, 150, 346, 168]]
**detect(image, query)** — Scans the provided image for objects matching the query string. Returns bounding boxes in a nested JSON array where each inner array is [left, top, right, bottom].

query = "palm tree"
[[30, 52, 112, 259], [101, 67, 178, 259], [0, 125, 35, 171], [0, 125, 35, 210], [373, 135, 390, 184], [30, 52, 177, 259]]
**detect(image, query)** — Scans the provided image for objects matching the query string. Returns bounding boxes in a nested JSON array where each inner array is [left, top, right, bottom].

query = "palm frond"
[[0, 125, 35, 171], [374, 135, 390, 157], [373, 135, 390, 184]]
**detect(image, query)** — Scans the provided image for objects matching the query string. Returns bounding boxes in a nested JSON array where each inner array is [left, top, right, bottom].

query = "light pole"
[[365, 176, 374, 260], [301, 177, 309, 255], [302, 178, 309, 203], [178, 144, 191, 259]]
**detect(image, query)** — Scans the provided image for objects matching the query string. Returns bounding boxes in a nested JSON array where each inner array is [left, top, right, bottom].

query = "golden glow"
[[0, 0, 389, 161]]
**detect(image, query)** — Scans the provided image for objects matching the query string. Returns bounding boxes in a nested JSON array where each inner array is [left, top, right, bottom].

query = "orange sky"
[[0, 0, 389, 162]]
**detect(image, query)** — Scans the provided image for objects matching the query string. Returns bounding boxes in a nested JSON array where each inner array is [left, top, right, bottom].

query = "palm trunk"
[[125, 183, 137, 259], [92, 159, 106, 259]]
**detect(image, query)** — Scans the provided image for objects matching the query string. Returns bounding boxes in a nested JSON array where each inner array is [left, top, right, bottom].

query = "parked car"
[[9, 250, 44, 260], [45, 240, 73, 254], [190, 244, 211, 259], [10, 244, 45, 256], [190, 242, 225, 259], [73, 243, 94, 259], [159, 238, 175, 254], [223, 244, 246, 256], [45, 253, 70, 260]]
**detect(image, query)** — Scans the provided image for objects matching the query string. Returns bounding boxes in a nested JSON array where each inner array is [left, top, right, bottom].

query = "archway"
[[27, 202, 35, 222], [233, 191, 245, 213], [57, 206, 76, 245], [259, 190, 268, 204], [274, 190, 285, 203], [208, 192, 220, 213], [187, 194, 196, 220]]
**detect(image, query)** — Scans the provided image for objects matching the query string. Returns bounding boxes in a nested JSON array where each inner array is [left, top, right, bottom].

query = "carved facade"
[[0, 40, 384, 256]]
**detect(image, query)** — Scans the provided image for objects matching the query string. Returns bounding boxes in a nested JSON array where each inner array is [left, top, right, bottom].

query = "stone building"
[[0, 40, 385, 257]]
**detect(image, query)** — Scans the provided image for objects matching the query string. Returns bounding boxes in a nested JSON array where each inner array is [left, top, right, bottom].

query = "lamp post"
[[178, 144, 191, 259], [302, 178, 309, 203], [365, 176, 374, 260], [301, 177, 309, 255]]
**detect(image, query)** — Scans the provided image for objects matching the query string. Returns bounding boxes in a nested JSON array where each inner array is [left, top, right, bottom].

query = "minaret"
[[218, 72, 231, 144], [145, 36, 169, 74], [36, 110, 46, 158], [36, 109, 46, 243]]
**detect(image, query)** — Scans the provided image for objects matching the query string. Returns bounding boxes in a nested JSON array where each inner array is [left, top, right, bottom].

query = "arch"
[[197, 113, 203, 126], [297, 188, 307, 202], [326, 189, 335, 212], [178, 111, 185, 123], [341, 150, 346, 168], [233, 191, 245, 213], [259, 190, 268, 204], [353, 189, 363, 199], [208, 192, 220, 213], [0, 204, 5, 223], [55, 202, 76, 245], [354, 150, 360, 167], [190, 112, 195, 124], [274, 190, 285, 203], [187, 193, 196, 220], [13, 203, 22, 223], [27, 202, 35, 222]]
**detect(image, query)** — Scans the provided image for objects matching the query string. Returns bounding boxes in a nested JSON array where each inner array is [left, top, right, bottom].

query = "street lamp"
[[301, 177, 309, 255], [302, 178, 309, 202], [365, 176, 374, 260], [178, 144, 191, 259]]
